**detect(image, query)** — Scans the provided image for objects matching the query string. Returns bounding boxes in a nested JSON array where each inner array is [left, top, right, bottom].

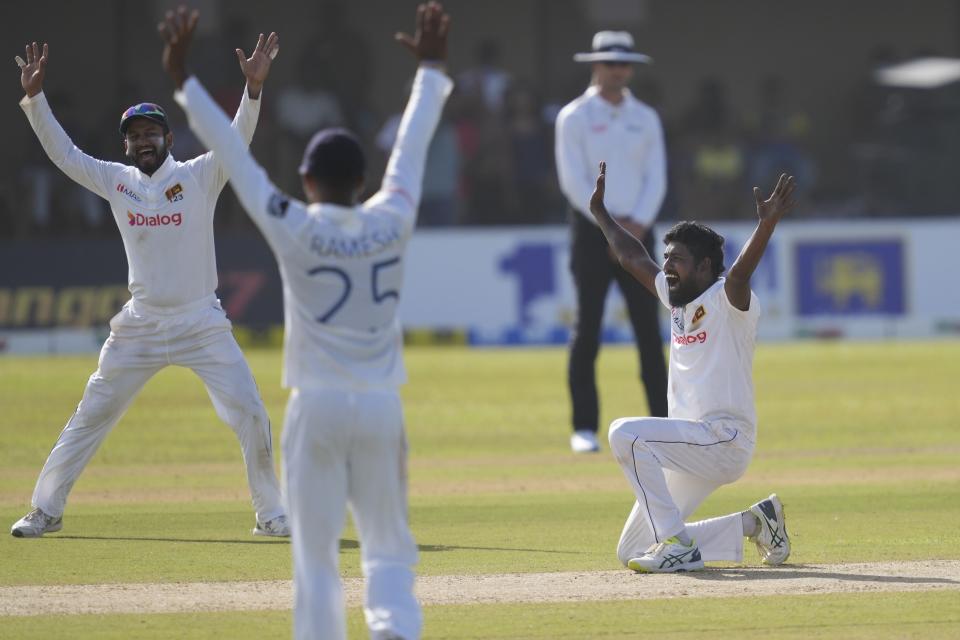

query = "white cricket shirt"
[[175, 68, 453, 390], [555, 86, 666, 225], [20, 89, 260, 309], [655, 272, 761, 437]]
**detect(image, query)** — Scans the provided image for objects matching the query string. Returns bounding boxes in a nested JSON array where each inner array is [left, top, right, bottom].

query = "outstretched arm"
[[589, 162, 660, 295], [17, 42, 116, 199], [160, 7, 276, 188], [161, 5, 298, 248], [724, 173, 796, 310], [369, 2, 453, 230]]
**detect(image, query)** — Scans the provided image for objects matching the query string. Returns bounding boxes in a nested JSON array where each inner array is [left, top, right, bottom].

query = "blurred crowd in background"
[[3, 3, 960, 240]]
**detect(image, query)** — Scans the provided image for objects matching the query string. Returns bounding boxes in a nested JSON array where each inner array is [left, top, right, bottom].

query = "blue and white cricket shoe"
[[10, 508, 63, 538], [628, 536, 704, 573], [749, 493, 791, 565]]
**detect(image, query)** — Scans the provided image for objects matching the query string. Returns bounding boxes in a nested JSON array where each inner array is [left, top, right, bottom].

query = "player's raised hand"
[[589, 161, 608, 219], [236, 32, 279, 99], [395, 1, 450, 65], [158, 5, 199, 90], [753, 173, 797, 224], [17, 42, 48, 98]]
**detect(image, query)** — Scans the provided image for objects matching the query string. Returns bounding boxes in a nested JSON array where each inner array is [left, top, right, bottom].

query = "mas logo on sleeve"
[[268, 192, 290, 218], [671, 307, 684, 333]]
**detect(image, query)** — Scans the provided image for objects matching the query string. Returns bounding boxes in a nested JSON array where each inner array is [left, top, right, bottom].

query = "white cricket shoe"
[[627, 536, 705, 573], [749, 493, 791, 565], [11, 508, 63, 538], [252, 514, 290, 537], [570, 430, 600, 453]]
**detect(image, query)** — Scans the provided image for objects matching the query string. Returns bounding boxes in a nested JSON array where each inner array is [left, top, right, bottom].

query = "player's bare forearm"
[[725, 173, 796, 310], [590, 162, 659, 294], [725, 219, 775, 309]]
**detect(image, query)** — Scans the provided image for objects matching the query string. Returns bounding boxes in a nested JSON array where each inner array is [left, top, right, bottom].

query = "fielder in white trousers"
[[167, 3, 454, 634], [31, 296, 285, 524], [609, 416, 753, 565], [284, 388, 419, 640]]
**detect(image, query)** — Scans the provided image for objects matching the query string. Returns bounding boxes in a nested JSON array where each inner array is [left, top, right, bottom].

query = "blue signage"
[[795, 240, 905, 315]]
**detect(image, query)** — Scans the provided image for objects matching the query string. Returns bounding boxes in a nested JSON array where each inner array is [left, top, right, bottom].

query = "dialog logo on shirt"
[[116, 183, 143, 202], [165, 183, 184, 202], [674, 331, 708, 346], [127, 211, 183, 227]]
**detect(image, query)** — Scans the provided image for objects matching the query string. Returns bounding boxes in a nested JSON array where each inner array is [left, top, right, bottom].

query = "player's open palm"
[[18, 42, 48, 98], [236, 32, 279, 89], [395, 1, 450, 63], [158, 5, 199, 88], [589, 161, 608, 219], [754, 173, 797, 223]]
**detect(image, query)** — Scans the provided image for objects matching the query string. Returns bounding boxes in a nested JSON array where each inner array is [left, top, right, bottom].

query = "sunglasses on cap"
[[119, 103, 169, 135]]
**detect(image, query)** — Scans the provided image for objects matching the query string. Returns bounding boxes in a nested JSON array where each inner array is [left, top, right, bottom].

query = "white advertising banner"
[[400, 219, 960, 344]]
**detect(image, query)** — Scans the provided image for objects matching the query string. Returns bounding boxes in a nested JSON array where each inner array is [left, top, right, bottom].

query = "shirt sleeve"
[[175, 76, 307, 253], [654, 270, 671, 308], [364, 66, 453, 234], [185, 84, 263, 199], [554, 104, 596, 223], [717, 277, 762, 324], [19, 92, 119, 200], [627, 111, 667, 225]]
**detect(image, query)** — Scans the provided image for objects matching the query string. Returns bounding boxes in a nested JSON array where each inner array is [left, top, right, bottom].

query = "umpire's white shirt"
[[555, 86, 666, 225], [20, 89, 260, 308], [655, 272, 761, 437], [175, 67, 454, 390]]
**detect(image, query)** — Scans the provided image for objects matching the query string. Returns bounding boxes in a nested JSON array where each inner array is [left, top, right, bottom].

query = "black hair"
[[298, 128, 366, 191], [663, 221, 725, 278]]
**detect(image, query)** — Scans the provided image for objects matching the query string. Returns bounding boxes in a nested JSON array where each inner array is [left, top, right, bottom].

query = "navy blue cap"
[[119, 103, 169, 135], [299, 128, 366, 184]]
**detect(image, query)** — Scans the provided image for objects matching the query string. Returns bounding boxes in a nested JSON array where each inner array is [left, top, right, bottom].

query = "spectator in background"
[[458, 39, 511, 115], [555, 31, 668, 454], [678, 77, 746, 220], [503, 81, 556, 224]]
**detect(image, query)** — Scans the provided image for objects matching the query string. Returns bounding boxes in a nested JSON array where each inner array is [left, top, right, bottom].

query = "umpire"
[[555, 31, 668, 453]]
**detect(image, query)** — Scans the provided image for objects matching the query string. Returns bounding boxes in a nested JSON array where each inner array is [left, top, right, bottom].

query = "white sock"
[[741, 511, 760, 537]]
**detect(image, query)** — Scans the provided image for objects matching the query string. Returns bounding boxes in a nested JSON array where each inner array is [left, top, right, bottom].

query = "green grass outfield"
[[1, 341, 959, 638]]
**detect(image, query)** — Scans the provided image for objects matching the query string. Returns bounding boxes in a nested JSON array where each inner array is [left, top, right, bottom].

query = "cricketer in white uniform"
[[161, 4, 452, 639], [10, 39, 287, 538], [588, 162, 795, 573]]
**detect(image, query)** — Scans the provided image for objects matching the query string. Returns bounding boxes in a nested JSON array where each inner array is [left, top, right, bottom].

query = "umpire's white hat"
[[573, 31, 652, 64]]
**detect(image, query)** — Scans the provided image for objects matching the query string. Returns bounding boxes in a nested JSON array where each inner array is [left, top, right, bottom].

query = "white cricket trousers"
[[283, 386, 420, 640], [31, 295, 284, 523], [608, 416, 754, 565]]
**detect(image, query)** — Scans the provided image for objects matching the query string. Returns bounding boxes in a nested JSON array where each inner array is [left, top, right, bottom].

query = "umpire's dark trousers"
[[568, 210, 668, 432]]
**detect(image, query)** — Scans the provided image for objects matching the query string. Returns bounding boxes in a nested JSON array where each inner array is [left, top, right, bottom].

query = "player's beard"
[[667, 276, 703, 307], [129, 140, 168, 175]]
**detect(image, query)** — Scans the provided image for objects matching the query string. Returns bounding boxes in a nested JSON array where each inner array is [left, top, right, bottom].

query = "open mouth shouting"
[[136, 147, 157, 163], [665, 271, 680, 291]]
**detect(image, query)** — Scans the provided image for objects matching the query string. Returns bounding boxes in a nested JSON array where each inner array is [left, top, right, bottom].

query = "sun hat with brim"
[[573, 31, 652, 64], [119, 103, 169, 135]]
